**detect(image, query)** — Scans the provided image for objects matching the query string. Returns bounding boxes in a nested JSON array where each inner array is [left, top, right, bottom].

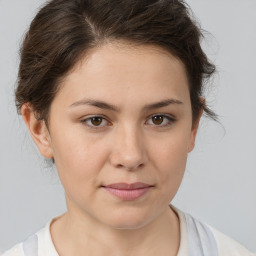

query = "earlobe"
[[21, 103, 53, 159]]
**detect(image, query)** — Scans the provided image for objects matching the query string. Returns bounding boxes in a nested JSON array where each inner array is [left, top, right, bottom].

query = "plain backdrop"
[[0, 0, 255, 253]]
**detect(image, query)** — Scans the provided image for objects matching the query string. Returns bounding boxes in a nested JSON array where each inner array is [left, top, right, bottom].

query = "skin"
[[21, 41, 202, 256]]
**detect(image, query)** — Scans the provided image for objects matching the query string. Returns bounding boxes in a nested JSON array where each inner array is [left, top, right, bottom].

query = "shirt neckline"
[[41, 204, 187, 255], [170, 204, 188, 256]]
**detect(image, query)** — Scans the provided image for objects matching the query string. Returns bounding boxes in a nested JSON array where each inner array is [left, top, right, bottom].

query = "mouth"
[[101, 182, 154, 190], [101, 182, 154, 200]]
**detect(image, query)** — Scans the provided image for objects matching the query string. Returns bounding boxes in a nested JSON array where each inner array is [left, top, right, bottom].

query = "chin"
[[100, 208, 154, 230]]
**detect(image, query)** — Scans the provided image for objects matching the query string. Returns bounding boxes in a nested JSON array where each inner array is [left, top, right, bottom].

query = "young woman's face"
[[44, 42, 199, 229]]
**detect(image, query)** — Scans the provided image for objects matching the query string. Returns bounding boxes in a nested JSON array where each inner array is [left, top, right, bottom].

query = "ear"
[[188, 98, 204, 153], [21, 103, 53, 159]]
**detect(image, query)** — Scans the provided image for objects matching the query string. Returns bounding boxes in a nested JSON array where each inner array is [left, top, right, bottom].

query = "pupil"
[[92, 117, 102, 126], [153, 116, 163, 125]]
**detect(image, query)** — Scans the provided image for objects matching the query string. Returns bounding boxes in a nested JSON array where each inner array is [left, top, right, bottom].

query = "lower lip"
[[102, 187, 152, 200]]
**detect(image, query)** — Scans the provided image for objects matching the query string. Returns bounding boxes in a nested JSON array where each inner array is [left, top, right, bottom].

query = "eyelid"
[[80, 113, 176, 130], [145, 113, 176, 127], [80, 115, 110, 130]]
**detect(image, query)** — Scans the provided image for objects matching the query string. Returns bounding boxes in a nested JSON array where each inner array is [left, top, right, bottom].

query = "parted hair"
[[16, 0, 216, 129]]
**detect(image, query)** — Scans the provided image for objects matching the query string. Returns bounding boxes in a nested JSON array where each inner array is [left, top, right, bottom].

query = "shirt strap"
[[185, 213, 219, 256], [22, 234, 38, 256]]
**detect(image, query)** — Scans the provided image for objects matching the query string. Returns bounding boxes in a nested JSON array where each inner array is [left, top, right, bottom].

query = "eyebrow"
[[69, 98, 183, 112]]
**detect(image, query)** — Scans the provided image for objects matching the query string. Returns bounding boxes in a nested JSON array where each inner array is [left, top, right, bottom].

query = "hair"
[[16, 0, 217, 130]]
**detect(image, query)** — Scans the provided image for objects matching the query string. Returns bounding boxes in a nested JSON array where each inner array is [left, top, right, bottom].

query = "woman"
[[3, 0, 255, 255]]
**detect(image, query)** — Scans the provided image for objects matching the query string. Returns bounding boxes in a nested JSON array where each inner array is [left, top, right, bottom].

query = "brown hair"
[[16, 0, 217, 129]]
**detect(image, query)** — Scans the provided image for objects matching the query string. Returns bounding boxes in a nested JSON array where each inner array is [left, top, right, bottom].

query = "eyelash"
[[80, 114, 176, 130]]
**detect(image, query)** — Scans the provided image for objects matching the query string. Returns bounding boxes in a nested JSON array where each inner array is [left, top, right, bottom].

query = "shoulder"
[[2, 233, 38, 256], [174, 206, 255, 256], [1, 218, 55, 256], [207, 224, 255, 256], [1, 243, 24, 256]]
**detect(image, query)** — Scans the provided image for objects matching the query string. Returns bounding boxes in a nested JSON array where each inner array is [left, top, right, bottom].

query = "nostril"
[[109, 144, 147, 171], [119, 162, 144, 171]]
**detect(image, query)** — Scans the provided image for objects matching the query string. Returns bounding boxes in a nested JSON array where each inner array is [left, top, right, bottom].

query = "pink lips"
[[102, 182, 153, 200]]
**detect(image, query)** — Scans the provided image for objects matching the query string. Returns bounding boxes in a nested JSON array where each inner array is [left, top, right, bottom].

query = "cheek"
[[150, 128, 191, 190], [50, 128, 108, 194]]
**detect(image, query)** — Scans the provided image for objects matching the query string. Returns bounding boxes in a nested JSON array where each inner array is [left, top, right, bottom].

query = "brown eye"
[[147, 114, 176, 127], [81, 116, 109, 130], [152, 115, 164, 125], [91, 117, 103, 126]]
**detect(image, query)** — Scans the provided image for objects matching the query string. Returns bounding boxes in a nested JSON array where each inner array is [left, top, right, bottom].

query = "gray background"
[[0, 0, 255, 253]]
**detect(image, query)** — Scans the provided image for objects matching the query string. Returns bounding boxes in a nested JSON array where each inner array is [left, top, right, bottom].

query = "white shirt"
[[2, 205, 255, 256]]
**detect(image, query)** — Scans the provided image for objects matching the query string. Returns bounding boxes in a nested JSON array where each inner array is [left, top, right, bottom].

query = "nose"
[[109, 124, 147, 171]]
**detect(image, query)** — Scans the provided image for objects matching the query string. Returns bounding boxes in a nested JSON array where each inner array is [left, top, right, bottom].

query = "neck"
[[50, 203, 180, 256]]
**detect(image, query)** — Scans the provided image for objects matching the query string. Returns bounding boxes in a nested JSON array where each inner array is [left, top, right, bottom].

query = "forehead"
[[55, 42, 190, 109], [71, 42, 187, 82]]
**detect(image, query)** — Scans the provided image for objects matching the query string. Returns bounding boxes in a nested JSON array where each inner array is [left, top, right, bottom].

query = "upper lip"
[[102, 182, 153, 190]]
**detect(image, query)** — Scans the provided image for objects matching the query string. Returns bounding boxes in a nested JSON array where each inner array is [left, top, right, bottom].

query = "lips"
[[102, 182, 153, 190], [102, 182, 153, 200]]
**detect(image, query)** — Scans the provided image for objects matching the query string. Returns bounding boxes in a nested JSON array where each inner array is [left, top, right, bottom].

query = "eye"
[[80, 114, 176, 130], [80, 116, 109, 130], [146, 114, 176, 127]]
